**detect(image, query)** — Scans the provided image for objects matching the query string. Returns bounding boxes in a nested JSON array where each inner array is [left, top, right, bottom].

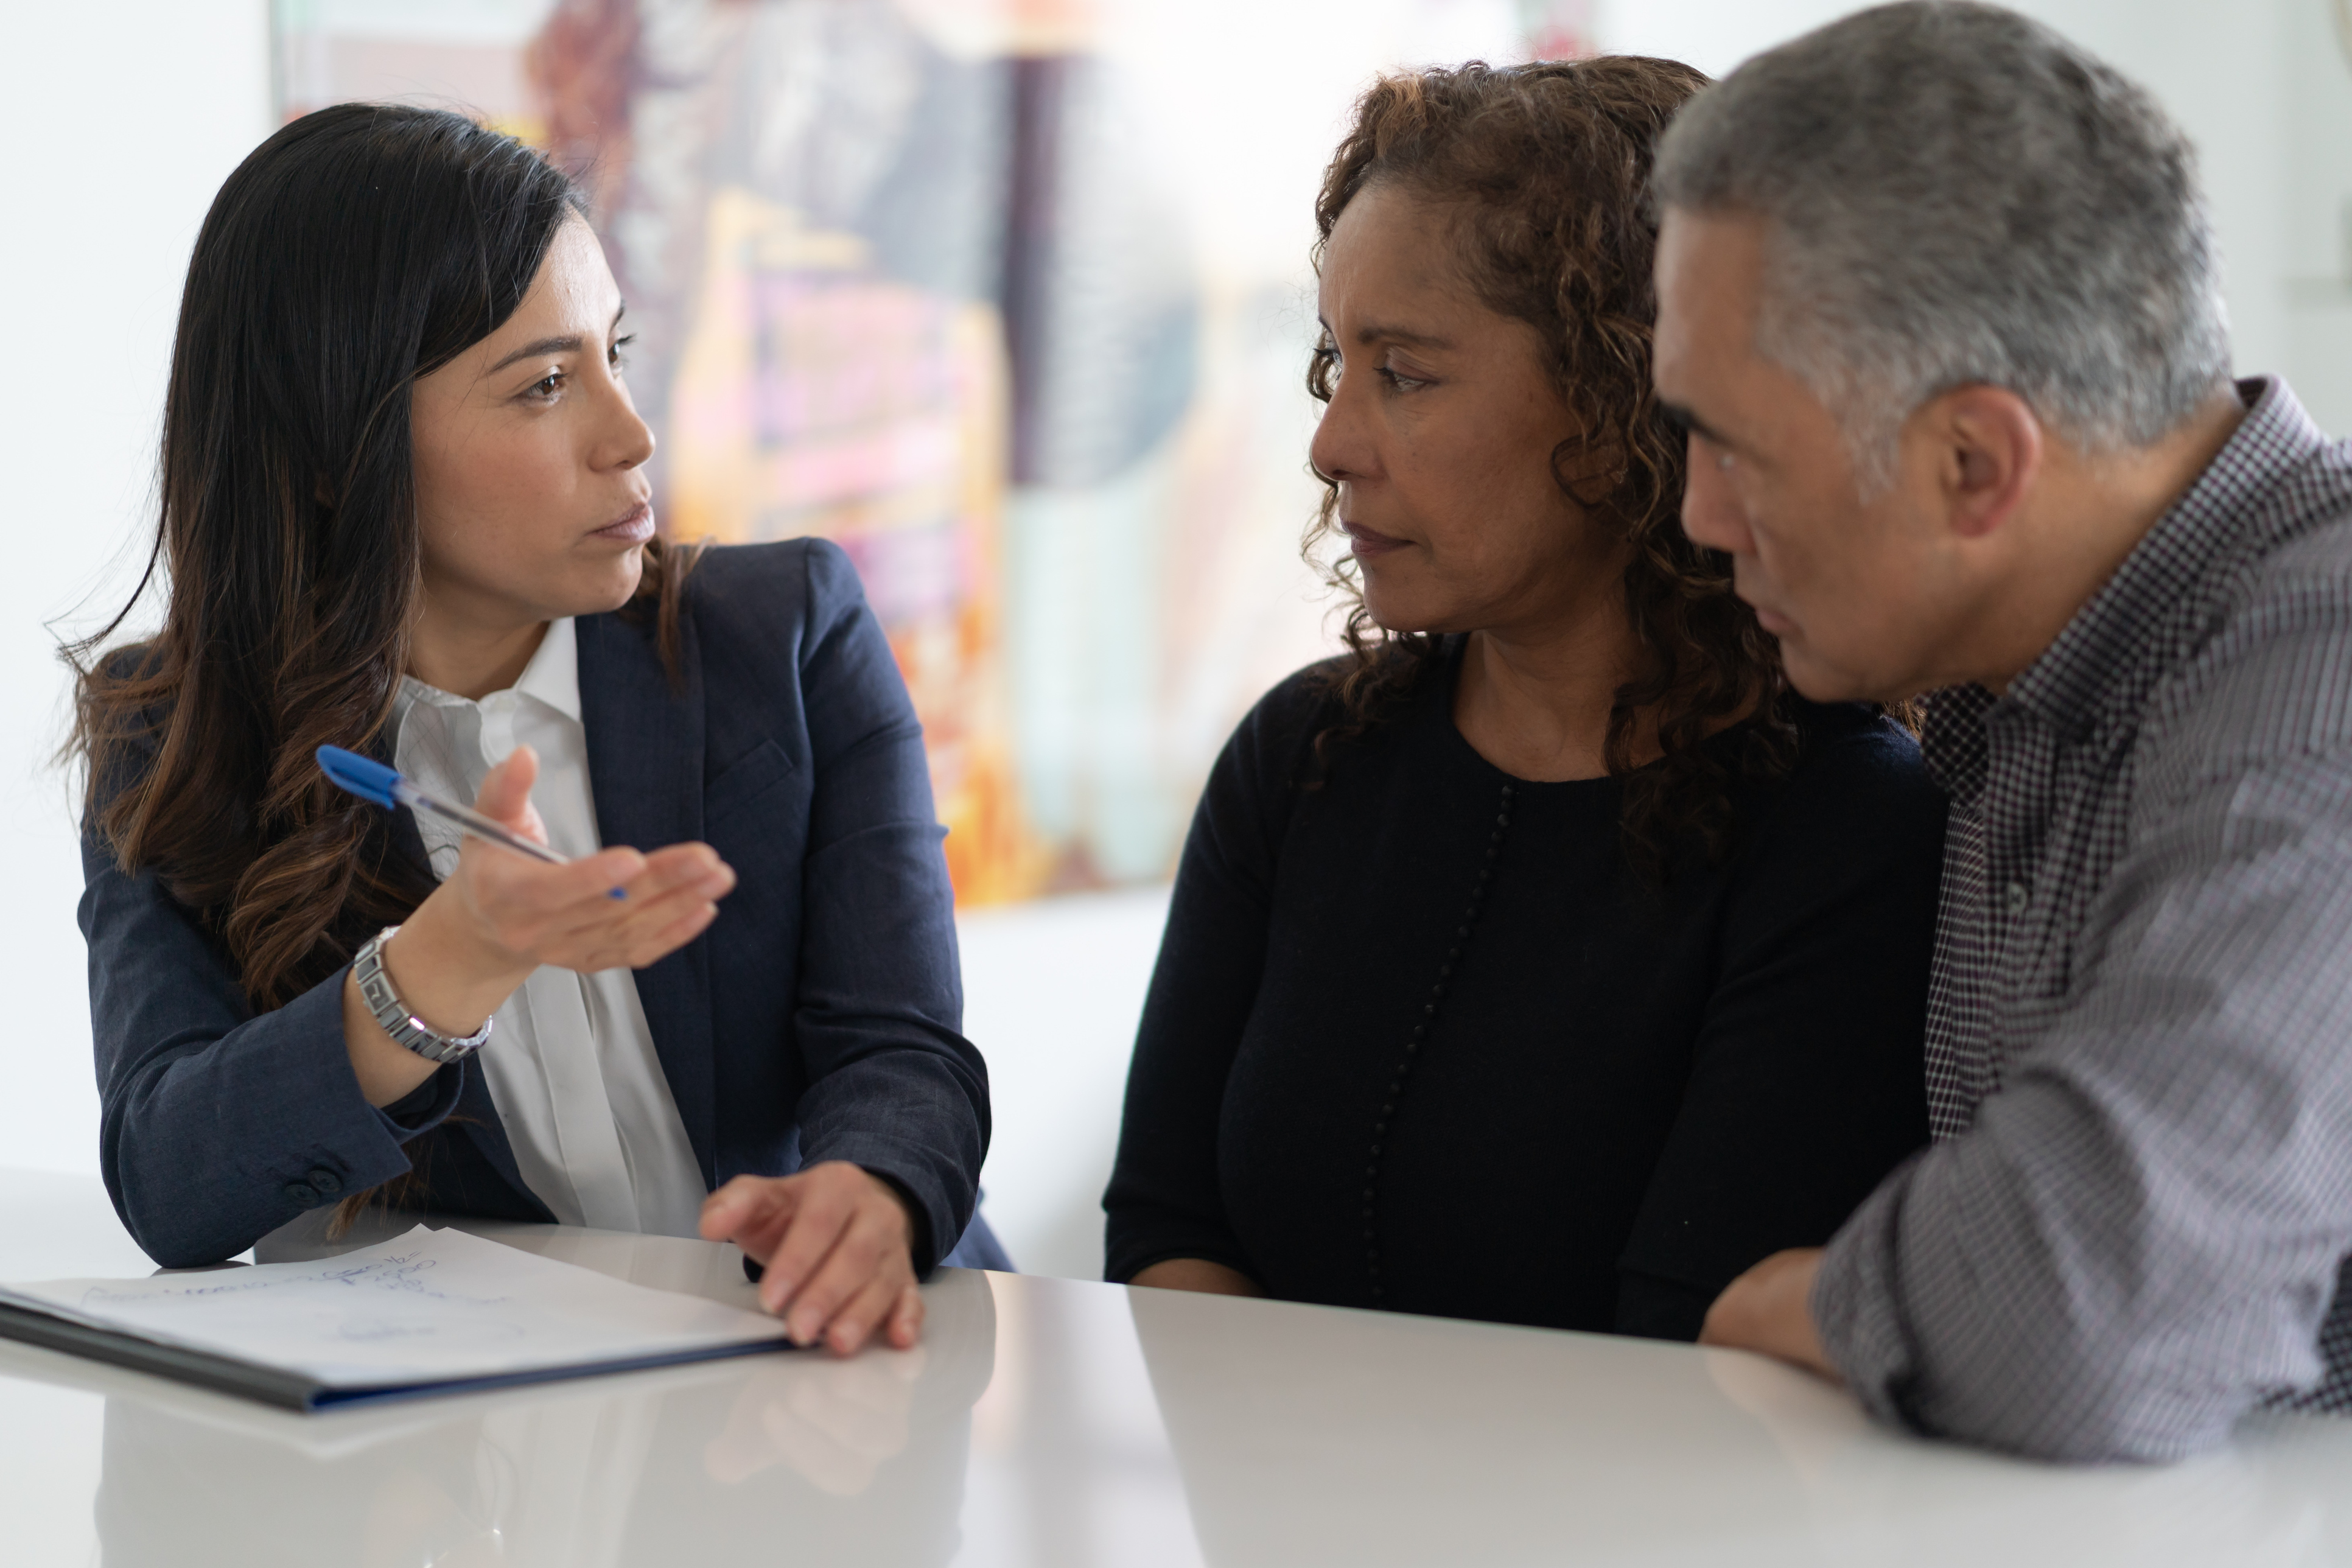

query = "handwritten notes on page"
[[0, 1225, 791, 1408]]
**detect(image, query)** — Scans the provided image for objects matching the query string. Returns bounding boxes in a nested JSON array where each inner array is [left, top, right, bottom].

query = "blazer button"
[[284, 1182, 318, 1206], [306, 1169, 344, 1197]]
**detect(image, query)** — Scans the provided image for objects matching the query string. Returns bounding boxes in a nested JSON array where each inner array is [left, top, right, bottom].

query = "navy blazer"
[[81, 540, 991, 1271]]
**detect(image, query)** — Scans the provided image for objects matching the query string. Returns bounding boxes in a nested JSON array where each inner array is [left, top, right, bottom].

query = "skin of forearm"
[[1698, 1247, 1836, 1377], [340, 886, 534, 1107], [1129, 1257, 1267, 1297]]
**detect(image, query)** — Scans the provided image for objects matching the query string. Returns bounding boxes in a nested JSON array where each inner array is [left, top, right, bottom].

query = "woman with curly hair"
[[1102, 57, 1943, 1339]]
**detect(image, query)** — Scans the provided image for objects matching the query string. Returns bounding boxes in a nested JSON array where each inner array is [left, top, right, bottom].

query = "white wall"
[[1600, 0, 2352, 433], [0, 1, 273, 1175], [960, 886, 1172, 1279]]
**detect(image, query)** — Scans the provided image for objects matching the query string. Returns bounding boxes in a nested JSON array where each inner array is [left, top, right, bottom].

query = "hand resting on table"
[[702, 1163, 926, 1356]]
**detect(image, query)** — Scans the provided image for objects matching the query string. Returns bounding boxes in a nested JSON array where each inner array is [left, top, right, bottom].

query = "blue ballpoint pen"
[[316, 746, 621, 891]]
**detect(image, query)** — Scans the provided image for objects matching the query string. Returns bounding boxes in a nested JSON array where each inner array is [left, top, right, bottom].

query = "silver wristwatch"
[[353, 926, 493, 1065]]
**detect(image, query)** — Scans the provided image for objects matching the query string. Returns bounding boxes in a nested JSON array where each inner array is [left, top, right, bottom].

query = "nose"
[[595, 367, 657, 473], [1679, 435, 1752, 557], [1307, 362, 1374, 490]]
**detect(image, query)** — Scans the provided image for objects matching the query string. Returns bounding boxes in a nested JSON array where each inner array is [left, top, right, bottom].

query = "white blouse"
[[388, 618, 709, 1237]]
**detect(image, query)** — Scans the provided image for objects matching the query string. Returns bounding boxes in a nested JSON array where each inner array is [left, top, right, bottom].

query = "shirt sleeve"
[[1614, 719, 1941, 1340], [783, 541, 990, 1275], [82, 828, 465, 1269], [1814, 743, 2352, 1461], [1101, 678, 1316, 1284]]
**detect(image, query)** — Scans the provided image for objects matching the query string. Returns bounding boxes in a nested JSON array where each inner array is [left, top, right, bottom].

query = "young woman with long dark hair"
[[1102, 58, 1944, 1339], [72, 104, 995, 1356]]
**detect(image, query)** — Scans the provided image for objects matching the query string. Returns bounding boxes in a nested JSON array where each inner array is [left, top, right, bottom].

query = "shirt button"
[[306, 1169, 343, 1196], [2005, 881, 2030, 916], [284, 1182, 318, 1207]]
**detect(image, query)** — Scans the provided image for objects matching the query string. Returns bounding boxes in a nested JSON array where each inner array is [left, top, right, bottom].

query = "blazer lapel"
[[575, 607, 718, 1186]]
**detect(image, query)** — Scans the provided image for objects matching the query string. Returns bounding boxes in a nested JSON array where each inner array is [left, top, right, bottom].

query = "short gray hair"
[[1653, 1, 2232, 486]]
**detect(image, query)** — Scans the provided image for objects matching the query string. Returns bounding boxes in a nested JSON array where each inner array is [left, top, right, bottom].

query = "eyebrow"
[[1659, 399, 1735, 451], [486, 303, 628, 376], [1317, 317, 1457, 352]]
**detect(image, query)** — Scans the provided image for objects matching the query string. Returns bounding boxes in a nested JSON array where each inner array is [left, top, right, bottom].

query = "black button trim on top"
[[1361, 782, 1514, 1308]]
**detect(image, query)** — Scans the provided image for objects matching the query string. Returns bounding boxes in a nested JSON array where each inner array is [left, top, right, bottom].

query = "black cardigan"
[[1104, 647, 1943, 1339]]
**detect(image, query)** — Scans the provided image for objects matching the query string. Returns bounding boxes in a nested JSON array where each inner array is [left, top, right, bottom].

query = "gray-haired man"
[[1650, 0, 2352, 1461]]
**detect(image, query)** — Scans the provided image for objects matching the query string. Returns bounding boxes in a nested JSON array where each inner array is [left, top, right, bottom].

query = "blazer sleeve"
[[783, 542, 991, 1275], [80, 771, 464, 1268], [1612, 718, 1943, 1340]]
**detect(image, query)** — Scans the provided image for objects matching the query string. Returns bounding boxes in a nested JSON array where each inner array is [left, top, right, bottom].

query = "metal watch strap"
[[353, 926, 492, 1065]]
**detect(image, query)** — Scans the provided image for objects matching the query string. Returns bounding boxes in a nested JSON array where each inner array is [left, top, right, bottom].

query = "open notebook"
[[0, 1225, 793, 1410]]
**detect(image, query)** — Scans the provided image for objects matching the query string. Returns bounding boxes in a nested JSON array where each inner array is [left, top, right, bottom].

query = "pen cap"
[[316, 745, 400, 810]]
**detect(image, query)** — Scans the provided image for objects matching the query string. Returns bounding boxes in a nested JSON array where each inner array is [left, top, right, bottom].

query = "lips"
[[1341, 521, 1409, 559], [593, 500, 656, 545]]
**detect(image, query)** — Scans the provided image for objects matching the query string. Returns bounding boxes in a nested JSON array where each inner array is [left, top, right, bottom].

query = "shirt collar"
[[394, 617, 583, 724], [2003, 376, 2326, 740], [512, 617, 582, 723], [1917, 684, 2000, 803], [1916, 377, 2329, 799]]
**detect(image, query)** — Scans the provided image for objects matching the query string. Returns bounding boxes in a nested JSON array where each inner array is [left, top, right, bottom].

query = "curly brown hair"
[[1304, 57, 1796, 875]]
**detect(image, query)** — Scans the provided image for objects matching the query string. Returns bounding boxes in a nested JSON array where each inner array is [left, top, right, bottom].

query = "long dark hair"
[[68, 103, 695, 1011], [1306, 58, 1796, 874]]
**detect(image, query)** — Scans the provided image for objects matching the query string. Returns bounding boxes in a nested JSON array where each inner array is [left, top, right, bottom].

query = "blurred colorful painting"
[[275, 0, 1583, 903]]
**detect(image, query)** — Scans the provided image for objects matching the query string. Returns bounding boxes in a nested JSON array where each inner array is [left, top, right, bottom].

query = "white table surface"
[[3, 1168, 2349, 1567]]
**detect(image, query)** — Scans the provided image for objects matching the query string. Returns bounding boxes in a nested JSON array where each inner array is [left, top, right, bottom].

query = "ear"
[[1931, 385, 2042, 541], [1555, 425, 1628, 509]]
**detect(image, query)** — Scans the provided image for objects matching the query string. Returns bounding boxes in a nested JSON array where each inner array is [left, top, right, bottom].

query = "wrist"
[[383, 896, 534, 1035], [354, 928, 491, 1063], [863, 1170, 912, 1227], [1701, 1248, 1834, 1377], [859, 1167, 925, 1261]]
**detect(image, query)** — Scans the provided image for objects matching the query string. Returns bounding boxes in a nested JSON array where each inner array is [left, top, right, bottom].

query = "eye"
[[525, 371, 565, 402], [1685, 424, 1737, 474], [609, 333, 635, 373], [1376, 362, 1429, 393], [1308, 337, 1342, 399]]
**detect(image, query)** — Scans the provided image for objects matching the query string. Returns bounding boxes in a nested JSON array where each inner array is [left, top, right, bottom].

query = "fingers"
[[474, 744, 541, 828], [759, 1177, 865, 1323], [710, 1166, 916, 1354], [550, 861, 732, 970], [886, 1284, 925, 1350], [569, 901, 714, 971], [460, 836, 734, 971], [701, 1174, 798, 1251], [468, 841, 648, 911], [612, 845, 736, 918], [783, 1194, 915, 1355], [815, 1273, 906, 1358]]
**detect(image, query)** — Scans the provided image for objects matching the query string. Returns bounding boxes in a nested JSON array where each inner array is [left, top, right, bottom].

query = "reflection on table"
[[2, 1169, 2350, 1567], [90, 1269, 993, 1568], [1129, 1283, 2352, 1568]]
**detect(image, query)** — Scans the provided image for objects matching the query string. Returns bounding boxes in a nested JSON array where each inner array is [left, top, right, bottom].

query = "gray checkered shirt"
[[1811, 378, 2352, 1462]]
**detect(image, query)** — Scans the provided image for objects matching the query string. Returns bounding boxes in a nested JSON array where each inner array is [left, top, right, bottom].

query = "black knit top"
[[1104, 645, 1944, 1339]]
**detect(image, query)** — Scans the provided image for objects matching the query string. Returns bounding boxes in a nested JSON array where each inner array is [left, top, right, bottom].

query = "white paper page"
[[0, 1225, 789, 1388]]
